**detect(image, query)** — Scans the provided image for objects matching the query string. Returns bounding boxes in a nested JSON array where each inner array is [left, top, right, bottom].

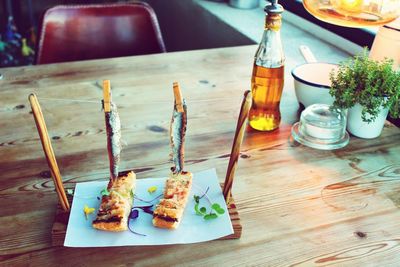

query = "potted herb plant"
[[329, 49, 400, 139]]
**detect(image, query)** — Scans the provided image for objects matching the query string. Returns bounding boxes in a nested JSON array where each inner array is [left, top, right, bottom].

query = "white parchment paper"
[[64, 168, 234, 247]]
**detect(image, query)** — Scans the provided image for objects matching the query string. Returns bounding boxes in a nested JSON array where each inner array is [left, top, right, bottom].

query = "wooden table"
[[1, 45, 400, 266]]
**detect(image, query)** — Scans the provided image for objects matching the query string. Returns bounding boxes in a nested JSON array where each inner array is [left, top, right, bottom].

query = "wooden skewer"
[[173, 82, 184, 112], [103, 80, 111, 113], [223, 90, 252, 203], [28, 94, 70, 212]]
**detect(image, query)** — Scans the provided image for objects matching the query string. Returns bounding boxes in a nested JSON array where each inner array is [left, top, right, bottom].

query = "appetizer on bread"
[[153, 171, 192, 229], [153, 82, 192, 229], [92, 171, 136, 231], [93, 80, 135, 232]]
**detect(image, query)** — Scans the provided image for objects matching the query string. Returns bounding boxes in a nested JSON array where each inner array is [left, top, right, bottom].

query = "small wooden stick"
[[102, 80, 121, 180], [29, 94, 70, 212], [103, 80, 111, 112], [173, 82, 184, 112], [223, 90, 252, 203]]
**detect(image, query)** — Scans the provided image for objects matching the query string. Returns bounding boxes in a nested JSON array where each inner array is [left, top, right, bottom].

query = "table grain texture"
[[0, 45, 400, 267]]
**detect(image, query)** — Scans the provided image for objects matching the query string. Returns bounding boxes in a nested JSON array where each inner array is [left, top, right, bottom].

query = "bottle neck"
[[265, 13, 282, 31], [254, 13, 284, 68]]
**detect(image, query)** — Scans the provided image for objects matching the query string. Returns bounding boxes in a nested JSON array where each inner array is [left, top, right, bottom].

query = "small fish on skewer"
[[153, 82, 193, 229], [170, 98, 187, 174], [103, 101, 121, 180], [92, 80, 136, 232]]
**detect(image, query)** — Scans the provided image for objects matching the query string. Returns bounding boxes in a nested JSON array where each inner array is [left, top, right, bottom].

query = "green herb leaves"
[[193, 195, 200, 203], [100, 188, 110, 196], [211, 203, 225, 215], [66, 189, 74, 197], [194, 202, 205, 215], [330, 48, 400, 122], [193, 188, 225, 221], [200, 206, 207, 214], [130, 189, 135, 198], [204, 213, 218, 220]]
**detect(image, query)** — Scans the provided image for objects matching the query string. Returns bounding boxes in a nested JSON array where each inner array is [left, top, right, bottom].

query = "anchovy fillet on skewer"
[[103, 102, 121, 180], [93, 90, 136, 232], [153, 93, 192, 230], [170, 100, 187, 174]]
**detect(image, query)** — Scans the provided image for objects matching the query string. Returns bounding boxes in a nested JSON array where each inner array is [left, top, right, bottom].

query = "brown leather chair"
[[36, 2, 166, 64]]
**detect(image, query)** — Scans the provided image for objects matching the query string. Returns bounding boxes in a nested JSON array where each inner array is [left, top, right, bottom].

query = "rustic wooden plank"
[[3, 206, 400, 267], [0, 45, 400, 266]]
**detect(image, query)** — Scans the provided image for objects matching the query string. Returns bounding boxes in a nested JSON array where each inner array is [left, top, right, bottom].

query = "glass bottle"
[[249, 0, 285, 131]]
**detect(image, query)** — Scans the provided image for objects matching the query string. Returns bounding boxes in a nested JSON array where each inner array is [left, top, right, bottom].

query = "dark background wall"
[[144, 0, 252, 52], [0, 0, 252, 53], [0, 0, 120, 37]]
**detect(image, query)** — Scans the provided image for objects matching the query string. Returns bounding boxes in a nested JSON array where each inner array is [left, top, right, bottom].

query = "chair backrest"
[[36, 2, 166, 64]]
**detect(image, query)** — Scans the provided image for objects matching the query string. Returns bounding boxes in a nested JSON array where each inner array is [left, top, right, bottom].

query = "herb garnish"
[[66, 189, 74, 197], [130, 189, 134, 198], [100, 188, 110, 196], [134, 193, 163, 203], [134, 204, 154, 215], [83, 204, 95, 220], [193, 186, 225, 220], [128, 209, 146, 236], [147, 186, 158, 194], [127, 205, 155, 236]]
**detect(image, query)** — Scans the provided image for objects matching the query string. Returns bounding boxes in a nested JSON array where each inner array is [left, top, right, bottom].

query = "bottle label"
[[265, 14, 282, 31]]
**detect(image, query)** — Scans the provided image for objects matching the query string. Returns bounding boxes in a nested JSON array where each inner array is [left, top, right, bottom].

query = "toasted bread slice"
[[153, 171, 192, 229], [92, 171, 136, 231], [152, 216, 179, 229]]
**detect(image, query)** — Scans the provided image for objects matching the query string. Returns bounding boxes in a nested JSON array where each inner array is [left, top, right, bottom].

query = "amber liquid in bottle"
[[249, 64, 284, 131], [249, 7, 285, 131]]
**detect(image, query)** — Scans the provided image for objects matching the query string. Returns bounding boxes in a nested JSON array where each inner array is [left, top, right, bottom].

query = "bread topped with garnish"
[[93, 81, 135, 232], [92, 171, 136, 232], [153, 171, 192, 229], [153, 82, 192, 230]]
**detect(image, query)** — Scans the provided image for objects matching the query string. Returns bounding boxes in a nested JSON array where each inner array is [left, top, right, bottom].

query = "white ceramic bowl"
[[291, 62, 338, 108]]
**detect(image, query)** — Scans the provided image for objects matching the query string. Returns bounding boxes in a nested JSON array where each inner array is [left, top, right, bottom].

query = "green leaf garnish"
[[211, 203, 221, 210], [100, 188, 110, 196], [216, 208, 225, 215], [211, 203, 225, 214], [204, 213, 218, 220], [194, 203, 204, 215], [193, 189, 225, 220], [66, 189, 74, 196]]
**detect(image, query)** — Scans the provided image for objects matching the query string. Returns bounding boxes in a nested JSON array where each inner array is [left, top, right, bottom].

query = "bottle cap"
[[265, 0, 284, 14]]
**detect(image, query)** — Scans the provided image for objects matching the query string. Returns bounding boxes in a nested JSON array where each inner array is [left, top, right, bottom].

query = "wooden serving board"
[[51, 185, 242, 246]]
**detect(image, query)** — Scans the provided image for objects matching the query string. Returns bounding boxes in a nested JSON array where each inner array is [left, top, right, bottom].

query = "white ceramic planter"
[[347, 103, 389, 139]]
